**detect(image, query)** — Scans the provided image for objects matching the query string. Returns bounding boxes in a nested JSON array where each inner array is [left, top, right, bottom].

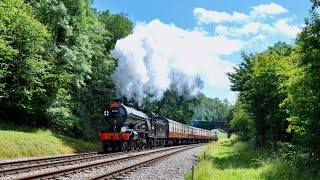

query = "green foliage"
[[0, 123, 100, 159], [193, 94, 231, 122], [0, 39, 17, 100], [99, 11, 133, 50], [142, 89, 198, 125], [0, 0, 52, 125], [230, 101, 254, 140], [46, 88, 79, 136], [282, 6, 320, 159], [185, 138, 318, 180], [140, 90, 232, 126], [0, 0, 133, 140], [228, 43, 296, 146], [228, 1, 320, 168]]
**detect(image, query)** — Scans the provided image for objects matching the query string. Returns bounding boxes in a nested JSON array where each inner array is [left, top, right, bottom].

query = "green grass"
[[211, 129, 228, 139], [0, 123, 101, 160], [185, 136, 318, 180]]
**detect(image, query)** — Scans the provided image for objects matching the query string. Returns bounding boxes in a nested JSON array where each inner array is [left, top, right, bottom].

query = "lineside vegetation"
[[186, 136, 318, 180], [0, 122, 100, 159], [227, 1, 320, 175]]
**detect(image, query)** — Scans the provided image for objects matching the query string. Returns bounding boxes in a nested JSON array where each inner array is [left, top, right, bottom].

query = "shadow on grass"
[[209, 140, 270, 170], [53, 134, 101, 153], [212, 152, 261, 169], [259, 155, 320, 180], [0, 120, 39, 133], [207, 139, 320, 180]]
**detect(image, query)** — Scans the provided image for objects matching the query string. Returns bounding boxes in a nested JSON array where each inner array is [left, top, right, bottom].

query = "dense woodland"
[[0, 0, 133, 140], [228, 0, 320, 172], [0, 0, 230, 140]]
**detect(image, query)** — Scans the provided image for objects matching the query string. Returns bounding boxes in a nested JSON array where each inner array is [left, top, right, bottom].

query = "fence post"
[[192, 165, 194, 180]]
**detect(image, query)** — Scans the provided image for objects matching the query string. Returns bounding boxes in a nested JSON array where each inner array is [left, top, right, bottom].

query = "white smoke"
[[111, 19, 243, 102]]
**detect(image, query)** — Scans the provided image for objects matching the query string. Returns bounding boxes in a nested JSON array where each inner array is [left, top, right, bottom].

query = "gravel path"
[[124, 145, 204, 180]]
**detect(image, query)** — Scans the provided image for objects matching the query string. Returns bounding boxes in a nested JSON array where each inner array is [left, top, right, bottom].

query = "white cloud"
[[274, 19, 301, 36], [194, 3, 288, 25], [215, 22, 261, 37], [198, 2, 300, 45], [259, 19, 301, 36], [215, 19, 301, 39], [111, 19, 243, 102], [252, 34, 266, 41], [193, 8, 249, 24], [239, 22, 261, 34], [252, 3, 288, 15]]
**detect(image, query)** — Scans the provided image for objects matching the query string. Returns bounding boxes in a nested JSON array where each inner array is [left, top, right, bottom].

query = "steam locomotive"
[[98, 100, 217, 152]]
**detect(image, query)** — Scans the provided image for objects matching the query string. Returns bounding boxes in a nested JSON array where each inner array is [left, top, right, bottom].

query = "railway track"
[[0, 151, 99, 168], [0, 151, 130, 175], [88, 145, 199, 180], [0, 144, 204, 179]]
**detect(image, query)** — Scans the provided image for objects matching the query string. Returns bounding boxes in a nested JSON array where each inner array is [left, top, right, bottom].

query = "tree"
[[0, 0, 51, 125], [228, 43, 296, 146], [141, 89, 199, 125], [99, 11, 133, 51], [283, 4, 320, 158], [193, 94, 230, 122], [230, 101, 254, 140]]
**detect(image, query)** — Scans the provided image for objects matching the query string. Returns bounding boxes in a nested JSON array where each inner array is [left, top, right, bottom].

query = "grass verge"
[[185, 136, 318, 180], [0, 123, 100, 160]]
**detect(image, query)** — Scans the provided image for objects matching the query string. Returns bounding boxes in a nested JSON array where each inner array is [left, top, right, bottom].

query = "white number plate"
[[112, 110, 119, 113]]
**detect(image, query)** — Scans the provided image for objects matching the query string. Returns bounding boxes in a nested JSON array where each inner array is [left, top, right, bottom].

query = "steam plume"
[[111, 19, 242, 103]]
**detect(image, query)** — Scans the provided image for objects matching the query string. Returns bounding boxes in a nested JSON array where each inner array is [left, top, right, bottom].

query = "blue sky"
[[92, 0, 312, 103]]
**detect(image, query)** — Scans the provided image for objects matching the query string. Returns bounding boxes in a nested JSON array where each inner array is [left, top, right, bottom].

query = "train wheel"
[[103, 141, 109, 153], [132, 140, 137, 150], [119, 141, 128, 151], [140, 141, 146, 150], [146, 139, 152, 149], [110, 141, 116, 152], [127, 141, 134, 151]]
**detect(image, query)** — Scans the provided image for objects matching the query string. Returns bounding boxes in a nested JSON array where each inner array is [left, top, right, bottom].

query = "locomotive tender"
[[98, 100, 217, 152]]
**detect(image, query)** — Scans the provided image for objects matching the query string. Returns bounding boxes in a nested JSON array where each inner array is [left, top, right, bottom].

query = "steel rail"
[[0, 152, 98, 167], [0, 151, 131, 176], [87, 145, 197, 180], [12, 145, 198, 180]]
